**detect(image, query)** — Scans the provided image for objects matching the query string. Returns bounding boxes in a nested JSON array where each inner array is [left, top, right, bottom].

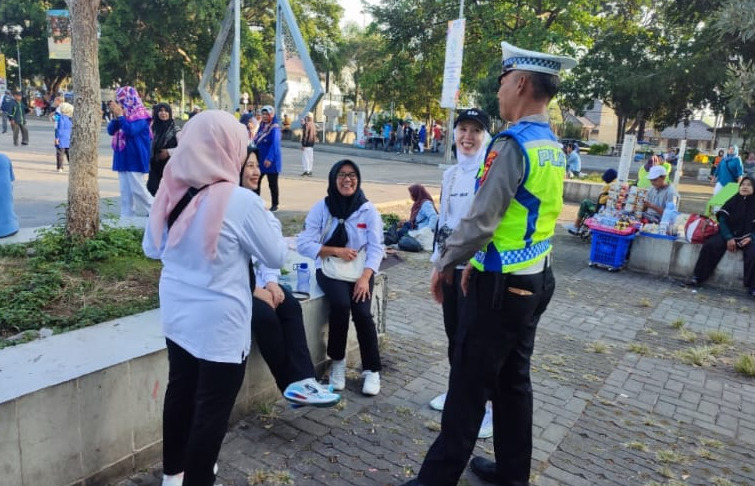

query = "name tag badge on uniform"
[[357, 223, 367, 229]]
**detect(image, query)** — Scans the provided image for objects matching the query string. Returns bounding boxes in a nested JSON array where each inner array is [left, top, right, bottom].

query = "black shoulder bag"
[[167, 185, 209, 230]]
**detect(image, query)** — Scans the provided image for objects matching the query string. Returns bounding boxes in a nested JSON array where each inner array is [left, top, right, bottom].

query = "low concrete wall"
[[627, 235, 744, 288], [0, 273, 386, 486], [563, 179, 603, 204]]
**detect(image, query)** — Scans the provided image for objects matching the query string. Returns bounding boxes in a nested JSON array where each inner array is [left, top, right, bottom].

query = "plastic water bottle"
[[295, 263, 310, 294], [660, 201, 677, 235]]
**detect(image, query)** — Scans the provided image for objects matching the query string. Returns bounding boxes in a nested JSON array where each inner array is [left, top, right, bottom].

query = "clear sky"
[[338, 0, 373, 29]]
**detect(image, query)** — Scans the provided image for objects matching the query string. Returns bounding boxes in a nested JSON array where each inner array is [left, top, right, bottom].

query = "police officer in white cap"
[[400, 42, 576, 486]]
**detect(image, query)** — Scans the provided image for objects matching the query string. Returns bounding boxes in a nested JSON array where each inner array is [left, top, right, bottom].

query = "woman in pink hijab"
[[143, 110, 287, 486]]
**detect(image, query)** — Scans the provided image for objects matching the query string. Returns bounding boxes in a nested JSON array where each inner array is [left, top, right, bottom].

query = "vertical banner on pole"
[[618, 134, 636, 183], [673, 139, 687, 190], [46, 10, 72, 60], [440, 19, 465, 109], [0, 54, 6, 97]]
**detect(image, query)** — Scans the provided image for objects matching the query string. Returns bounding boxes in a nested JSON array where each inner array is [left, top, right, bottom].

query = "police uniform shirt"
[[436, 114, 551, 273]]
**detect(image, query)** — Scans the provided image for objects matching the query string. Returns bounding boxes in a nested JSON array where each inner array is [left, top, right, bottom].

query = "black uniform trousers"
[[162, 339, 247, 486], [316, 269, 382, 372], [417, 266, 555, 486], [693, 234, 755, 288], [441, 268, 465, 364], [252, 286, 316, 392]]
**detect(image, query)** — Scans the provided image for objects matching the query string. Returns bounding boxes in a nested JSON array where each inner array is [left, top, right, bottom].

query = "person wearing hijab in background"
[[407, 184, 438, 231], [687, 176, 755, 298], [108, 86, 153, 217], [54, 102, 73, 173], [0, 153, 19, 238], [297, 160, 385, 396], [253, 105, 282, 211], [147, 103, 181, 196], [240, 147, 341, 408], [712, 145, 743, 195], [428, 108, 495, 439], [143, 111, 287, 486]]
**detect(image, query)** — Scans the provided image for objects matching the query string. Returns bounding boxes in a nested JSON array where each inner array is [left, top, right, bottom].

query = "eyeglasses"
[[337, 172, 358, 180]]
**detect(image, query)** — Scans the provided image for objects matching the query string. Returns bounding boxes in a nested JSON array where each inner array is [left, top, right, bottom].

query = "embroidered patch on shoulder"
[[476, 150, 498, 191]]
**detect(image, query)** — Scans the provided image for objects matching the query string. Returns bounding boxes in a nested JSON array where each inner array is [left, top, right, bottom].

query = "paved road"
[[2, 119, 455, 228]]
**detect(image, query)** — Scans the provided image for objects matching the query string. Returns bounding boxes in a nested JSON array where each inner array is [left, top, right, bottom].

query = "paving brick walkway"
[[117, 230, 755, 486]]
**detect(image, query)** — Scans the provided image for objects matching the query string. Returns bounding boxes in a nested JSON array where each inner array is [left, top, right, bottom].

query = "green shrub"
[[381, 213, 400, 229], [588, 143, 610, 155]]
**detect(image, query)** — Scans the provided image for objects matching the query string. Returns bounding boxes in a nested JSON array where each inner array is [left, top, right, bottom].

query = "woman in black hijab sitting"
[[297, 160, 385, 396], [688, 175, 755, 298], [147, 103, 180, 196]]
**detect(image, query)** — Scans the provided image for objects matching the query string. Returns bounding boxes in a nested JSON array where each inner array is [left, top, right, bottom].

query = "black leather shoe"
[[685, 277, 700, 287], [469, 456, 504, 484]]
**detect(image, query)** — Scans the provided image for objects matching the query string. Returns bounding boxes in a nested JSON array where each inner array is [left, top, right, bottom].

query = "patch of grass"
[[424, 420, 441, 432], [710, 477, 734, 486], [674, 346, 720, 366], [0, 224, 160, 343], [396, 405, 413, 416], [586, 340, 608, 353], [248, 469, 294, 485], [333, 398, 347, 411], [706, 330, 733, 345], [626, 441, 648, 452], [628, 343, 651, 356], [639, 297, 652, 307], [700, 438, 724, 448], [644, 327, 659, 336], [696, 448, 716, 460], [655, 449, 686, 464], [677, 328, 698, 343], [658, 466, 675, 478], [671, 318, 686, 329], [358, 413, 374, 424], [734, 354, 755, 377], [740, 306, 750, 314]]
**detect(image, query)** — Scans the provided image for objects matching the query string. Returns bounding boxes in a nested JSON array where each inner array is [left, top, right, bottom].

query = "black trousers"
[[693, 234, 755, 288], [252, 287, 315, 392], [162, 339, 247, 486], [441, 268, 465, 364], [316, 269, 382, 372], [418, 267, 556, 486], [255, 172, 279, 207], [56, 147, 69, 170]]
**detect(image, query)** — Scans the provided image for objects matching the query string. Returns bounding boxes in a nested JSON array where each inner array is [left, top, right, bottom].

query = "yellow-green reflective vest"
[[471, 121, 565, 273]]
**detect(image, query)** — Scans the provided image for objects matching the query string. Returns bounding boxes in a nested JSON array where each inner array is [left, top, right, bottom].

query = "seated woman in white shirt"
[[240, 148, 340, 408], [297, 160, 385, 396], [143, 111, 288, 486]]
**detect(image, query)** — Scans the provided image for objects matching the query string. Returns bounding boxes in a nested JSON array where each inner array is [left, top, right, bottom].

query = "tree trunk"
[[65, 0, 101, 238]]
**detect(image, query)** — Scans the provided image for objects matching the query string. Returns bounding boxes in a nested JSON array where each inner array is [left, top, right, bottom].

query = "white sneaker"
[[283, 378, 341, 407], [162, 463, 216, 485], [362, 370, 380, 396], [429, 392, 447, 411], [162, 472, 183, 486], [478, 402, 493, 439], [329, 359, 346, 391]]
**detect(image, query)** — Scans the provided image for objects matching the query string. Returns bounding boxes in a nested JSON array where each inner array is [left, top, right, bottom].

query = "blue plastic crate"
[[589, 230, 635, 270]]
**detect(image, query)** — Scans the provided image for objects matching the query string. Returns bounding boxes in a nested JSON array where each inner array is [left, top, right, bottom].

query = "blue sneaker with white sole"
[[283, 378, 341, 408]]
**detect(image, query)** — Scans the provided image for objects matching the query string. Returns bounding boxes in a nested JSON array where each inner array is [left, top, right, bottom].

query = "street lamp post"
[[2, 25, 23, 90]]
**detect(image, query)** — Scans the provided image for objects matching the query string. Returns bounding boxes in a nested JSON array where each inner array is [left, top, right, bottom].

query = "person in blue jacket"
[[54, 102, 73, 172], [252, 105, 282, 211], [418, 124, 428, 153], [713, 145, 744, 196], [107, 86, 153, 217], [0, 153, 19, 238]]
